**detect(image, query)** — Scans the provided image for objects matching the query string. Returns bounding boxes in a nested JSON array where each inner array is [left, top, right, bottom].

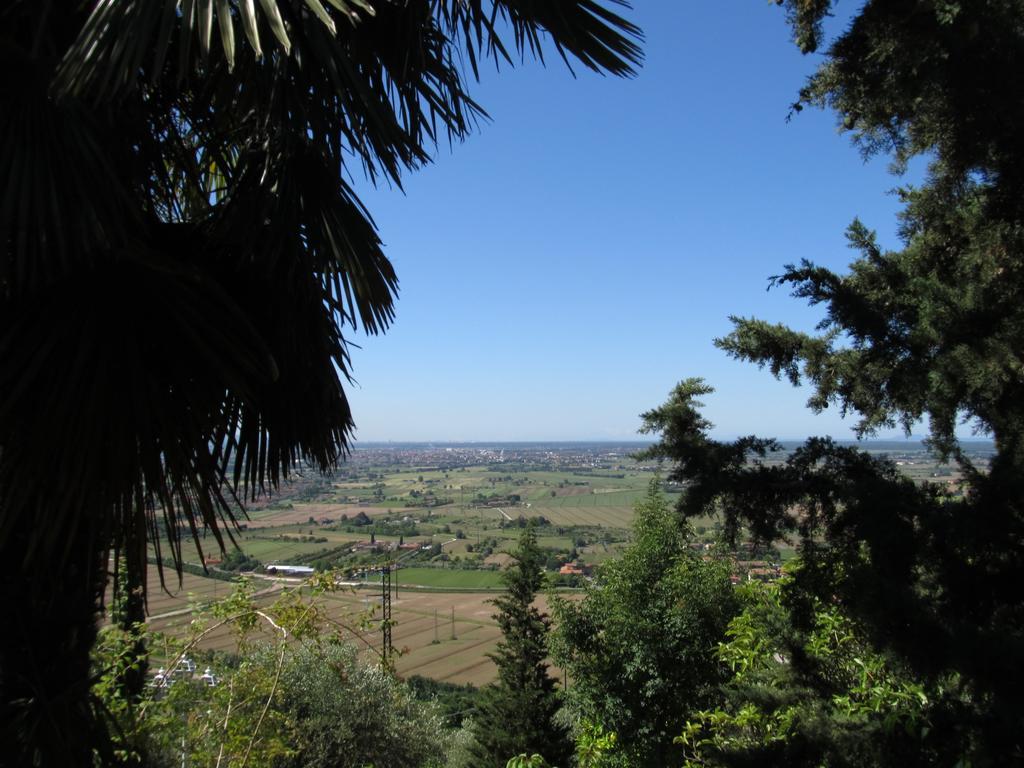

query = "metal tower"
[[381, 564, 393, 663]]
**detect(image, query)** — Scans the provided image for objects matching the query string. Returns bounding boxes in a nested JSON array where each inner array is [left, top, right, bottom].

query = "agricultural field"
[[124, 564, 558, 686], [134, 441, 975, 686], [103, 566, 240, 620], [143, 569, 240, 617], [322, 588, 507, 685], [524, 504, 637, 528], [392, 567, 505, 589]]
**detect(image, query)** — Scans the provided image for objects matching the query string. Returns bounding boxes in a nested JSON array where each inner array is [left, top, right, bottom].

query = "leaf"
[[347, 0, 376, 17], [303, 0, 337, 36], [239, 0, 262, 58], [258, 0, 292, 54], [198, 0, 214, 57], [216, 0, 236, 69]]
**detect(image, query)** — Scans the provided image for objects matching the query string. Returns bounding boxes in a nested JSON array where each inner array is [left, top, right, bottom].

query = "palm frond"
[[53, 0, 369, 94], [0, 251, 274, 569], [0, 85, 139, 299], [438, 0, 643, 78], [2, 0, 641, 585]]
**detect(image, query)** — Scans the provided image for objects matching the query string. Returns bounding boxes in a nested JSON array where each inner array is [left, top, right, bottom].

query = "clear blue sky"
[[344, 2, 919, 443]]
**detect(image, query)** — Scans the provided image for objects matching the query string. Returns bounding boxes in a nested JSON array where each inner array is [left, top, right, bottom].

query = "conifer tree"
[[470, 525, 571, 767], [642, 1, 1024, 762]]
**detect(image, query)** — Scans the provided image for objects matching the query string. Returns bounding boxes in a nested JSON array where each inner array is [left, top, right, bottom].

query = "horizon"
[[348, 437, 996, 447]]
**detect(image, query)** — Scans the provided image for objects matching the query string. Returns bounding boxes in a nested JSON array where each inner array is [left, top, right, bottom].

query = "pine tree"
[[470, 526, 570, 767], [641, 1, 1024, 762]]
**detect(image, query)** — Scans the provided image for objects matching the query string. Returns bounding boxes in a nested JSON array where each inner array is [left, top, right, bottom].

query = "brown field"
[[549, 486, 593, 497], [103, 566, 285, 658], [524, 504, 635, 528], [145, 571, 236, 616], [320, 590, 571, 686], [483, 552, 514, 568], [242, 503, 404, 529], [321, 589, 505, 685], [145, 584, 504, 683], [148, 596, 284, 657], [122, 565, 573, 687], [103, 566, 245, 619]]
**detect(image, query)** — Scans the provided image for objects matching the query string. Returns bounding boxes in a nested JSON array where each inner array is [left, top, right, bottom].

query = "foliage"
[[93, 575, 447, 768], [91, 623, 156, 766], [406, 675, 483, 729], [275, 642, 448, 768], [109, 555, 150, 703], [572, 721, 621, 768], [504, 722, 619, 768], [507, 755, 553, 768], [470, 526, 572, 767], [219, 549, 263, 572], [639, 0, 1024, 761], [678, 579, 934, 767], [0, 3, 640, 762], [550, 481, 739, 767]]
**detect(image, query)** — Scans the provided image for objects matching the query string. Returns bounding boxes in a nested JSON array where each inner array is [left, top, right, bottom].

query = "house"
[[265, 564, 315, 577], [746, 566, 780, 583], [559, 561, 588, 577]]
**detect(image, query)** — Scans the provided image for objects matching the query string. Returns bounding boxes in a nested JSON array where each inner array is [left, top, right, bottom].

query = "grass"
[[240, 538, 338, 562], [522, 504, 636, 528], [392, 567, 505, 589]]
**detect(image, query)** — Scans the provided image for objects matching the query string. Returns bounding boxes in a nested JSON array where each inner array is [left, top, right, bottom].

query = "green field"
[[131, 443, 966, 687], [525, 504, 637, 528], [240, 537, 341, 562], [531, 488, 646, 507], [392, 567, 505, 589]]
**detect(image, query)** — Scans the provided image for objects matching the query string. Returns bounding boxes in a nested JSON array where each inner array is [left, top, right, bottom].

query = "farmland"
[[133, 566, 537, 686], [134, 440, 983, 686]]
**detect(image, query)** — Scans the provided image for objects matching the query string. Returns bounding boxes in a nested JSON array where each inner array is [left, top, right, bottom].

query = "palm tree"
[[0, 2, 640, 764]]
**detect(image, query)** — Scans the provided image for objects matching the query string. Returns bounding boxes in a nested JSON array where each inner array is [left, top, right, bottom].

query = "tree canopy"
[[639, 1, 1024, 762], [470, 525, 571, 767], [551, 481, 739, 767], [679, 579, 937, 767]]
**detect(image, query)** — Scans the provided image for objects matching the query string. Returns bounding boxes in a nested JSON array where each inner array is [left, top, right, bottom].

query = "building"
[[265, 564, 315, 577], [559, 561, 589, 577]]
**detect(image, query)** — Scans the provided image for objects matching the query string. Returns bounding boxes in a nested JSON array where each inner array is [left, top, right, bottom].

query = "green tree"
[[94, 578, 448, 768], [679, 579, 934, 768], [108, 555, 149, 705], [276, 641, 448, 768], [471, 526, 571, 766], [550, 480, 739, 767], [641, 1, 1024, 761], [0, 3, 639, 764]]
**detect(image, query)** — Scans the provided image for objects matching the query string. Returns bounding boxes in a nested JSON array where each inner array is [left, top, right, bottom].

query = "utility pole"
[[450, 606, 456, 640], [381, 564, 392, 664]]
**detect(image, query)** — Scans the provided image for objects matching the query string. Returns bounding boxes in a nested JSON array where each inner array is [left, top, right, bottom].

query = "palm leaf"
[[4, 0, 641, 587]]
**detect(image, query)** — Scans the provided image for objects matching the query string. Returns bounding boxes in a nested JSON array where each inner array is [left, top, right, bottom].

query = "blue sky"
[[344, 2, 919, 443]]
